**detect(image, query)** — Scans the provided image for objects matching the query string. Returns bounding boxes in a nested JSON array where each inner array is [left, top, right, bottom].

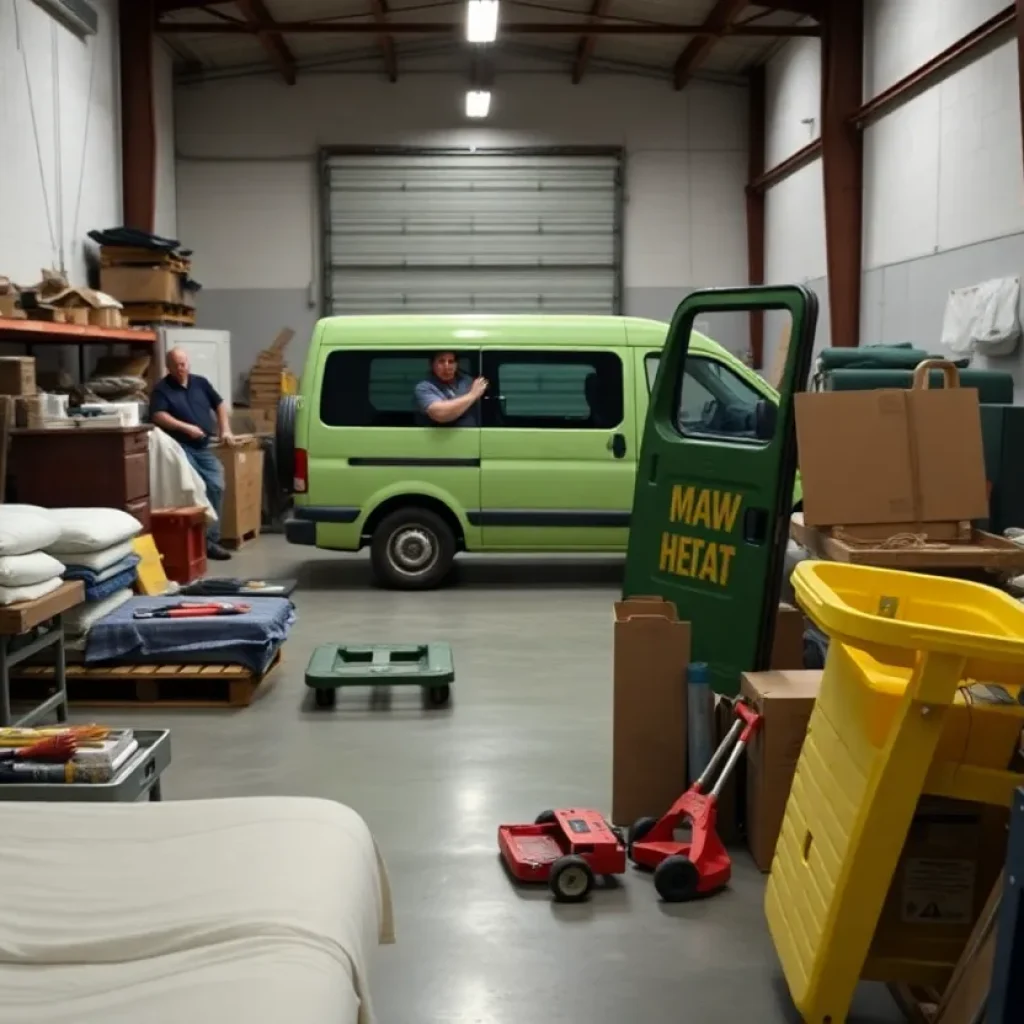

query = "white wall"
[[174, 72, 750, 374], [763, 0, 1024, 385], [0, 1, 178, 284]]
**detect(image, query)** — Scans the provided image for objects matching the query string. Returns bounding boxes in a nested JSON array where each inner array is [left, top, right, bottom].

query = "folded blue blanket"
[[64, 554, 141, 586], [84, 566, 138, 603]]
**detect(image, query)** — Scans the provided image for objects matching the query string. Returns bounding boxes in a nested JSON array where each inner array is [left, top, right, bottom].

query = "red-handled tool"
[[628, 700, 763, 902], [133, 602, 252, 619]]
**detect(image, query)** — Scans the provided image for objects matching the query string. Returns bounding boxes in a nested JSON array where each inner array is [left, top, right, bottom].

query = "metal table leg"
[[0, 637, 10, 728], [149, 778, 163, 802], [52, 614, 68, 723]]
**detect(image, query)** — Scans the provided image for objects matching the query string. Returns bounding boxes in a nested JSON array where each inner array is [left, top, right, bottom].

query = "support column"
[[820, 0, 864, 348], [746, 65, 767, 368], [119, 0, 156, 232], [1017, 0, 1024, 180]]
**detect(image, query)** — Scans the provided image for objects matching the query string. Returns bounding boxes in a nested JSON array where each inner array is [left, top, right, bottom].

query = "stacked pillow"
[[46, 509, 143, 641], [0, 506, 65, 605]]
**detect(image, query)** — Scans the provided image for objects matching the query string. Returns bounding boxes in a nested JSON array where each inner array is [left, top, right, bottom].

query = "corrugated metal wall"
[[322, 150, 622, 315]]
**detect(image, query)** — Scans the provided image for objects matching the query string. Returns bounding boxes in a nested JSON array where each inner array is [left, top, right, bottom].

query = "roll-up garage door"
[[322, 150, 622, 315]]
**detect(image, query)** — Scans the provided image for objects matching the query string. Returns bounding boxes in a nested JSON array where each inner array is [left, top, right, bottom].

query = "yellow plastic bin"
[[766, 562, 1024, 1024]]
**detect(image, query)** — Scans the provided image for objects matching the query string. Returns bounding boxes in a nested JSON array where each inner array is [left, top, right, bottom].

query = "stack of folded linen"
[[0, 506, 65, 605], [45, 509, 143, 647]]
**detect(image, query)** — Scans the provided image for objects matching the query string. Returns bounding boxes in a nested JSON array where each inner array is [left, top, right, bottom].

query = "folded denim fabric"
[[63, 553, 141, 586]]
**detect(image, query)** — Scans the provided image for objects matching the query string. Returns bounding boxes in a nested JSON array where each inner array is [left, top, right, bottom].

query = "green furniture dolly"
[[305, 643, 455, 709]]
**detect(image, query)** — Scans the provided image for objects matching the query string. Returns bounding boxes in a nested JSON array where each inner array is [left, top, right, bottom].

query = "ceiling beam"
[[368, 0, 398, 82], [156, 19, 822, 36], [235, 0, 296, 84], [572, 0, 611, 85], [673, 0, 749, 91]]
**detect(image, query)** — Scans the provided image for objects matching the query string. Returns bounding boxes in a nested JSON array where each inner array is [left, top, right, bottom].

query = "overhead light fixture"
[[466, 0, 499, 43], [465, 90, 491, 119]]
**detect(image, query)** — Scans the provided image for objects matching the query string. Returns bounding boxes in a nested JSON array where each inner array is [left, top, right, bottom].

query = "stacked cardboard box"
[[246, 329, 294, 428], [214, 436, 264, 546], [0, 278, 25, 319], [99, 247, 194, 326]]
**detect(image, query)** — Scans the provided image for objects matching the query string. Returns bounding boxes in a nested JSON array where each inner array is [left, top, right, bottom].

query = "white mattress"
[[0, 797, 394, 1024]]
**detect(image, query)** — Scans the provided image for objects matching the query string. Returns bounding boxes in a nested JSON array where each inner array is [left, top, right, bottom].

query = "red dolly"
[[498, 808, 627, 902], [628, 701, 762, 902]]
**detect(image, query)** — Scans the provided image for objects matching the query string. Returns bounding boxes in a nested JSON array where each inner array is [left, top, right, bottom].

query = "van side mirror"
[[755, 399, 777, 441]]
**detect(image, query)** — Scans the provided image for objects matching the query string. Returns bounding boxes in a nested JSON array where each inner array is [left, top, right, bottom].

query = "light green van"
[[283, 314, 789, 589]]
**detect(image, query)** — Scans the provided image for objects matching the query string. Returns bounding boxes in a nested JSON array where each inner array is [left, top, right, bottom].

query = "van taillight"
[[294, 448, 308, 493]]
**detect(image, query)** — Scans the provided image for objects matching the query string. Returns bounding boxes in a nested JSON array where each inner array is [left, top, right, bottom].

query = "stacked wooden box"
[[246, 329, 294, 428], [99, 247, 195, 326]]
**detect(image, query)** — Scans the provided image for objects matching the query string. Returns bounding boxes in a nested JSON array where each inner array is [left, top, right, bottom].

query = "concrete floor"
[[79, 536, 903, 1023]]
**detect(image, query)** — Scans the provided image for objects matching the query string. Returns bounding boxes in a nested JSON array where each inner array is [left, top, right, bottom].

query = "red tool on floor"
[[133, 601, 252, 619], [498, 808, 627, 902], [628, 701, 763, 902]]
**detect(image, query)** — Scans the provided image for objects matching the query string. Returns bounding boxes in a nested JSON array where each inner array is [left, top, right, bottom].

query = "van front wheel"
[[370, 508, 456, 590]]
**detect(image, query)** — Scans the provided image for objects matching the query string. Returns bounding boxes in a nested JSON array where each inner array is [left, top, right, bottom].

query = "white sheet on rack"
[[0, 796, 394, 1024]]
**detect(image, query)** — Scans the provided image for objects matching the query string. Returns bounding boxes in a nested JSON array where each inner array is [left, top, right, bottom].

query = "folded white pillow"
[[0, 576, 63, 606], [0, 551, 65, 588], [64, 587, 133, 634], [45, 508, 143, 555], [61, 540, 136, 572], [0, 510, 61, 556]]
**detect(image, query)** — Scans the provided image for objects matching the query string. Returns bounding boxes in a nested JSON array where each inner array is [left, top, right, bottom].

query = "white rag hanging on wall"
[[941, 275, 1022, 357]]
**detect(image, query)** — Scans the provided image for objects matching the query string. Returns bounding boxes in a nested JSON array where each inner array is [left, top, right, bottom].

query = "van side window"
[[644, 354, 766, 442], [483, 351, 623, 429], [320, 350, 478, 427]]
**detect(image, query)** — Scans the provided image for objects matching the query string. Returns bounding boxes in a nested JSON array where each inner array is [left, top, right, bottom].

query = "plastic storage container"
[[766, 561, 1024, 1024], [149, 506, 207, 584]]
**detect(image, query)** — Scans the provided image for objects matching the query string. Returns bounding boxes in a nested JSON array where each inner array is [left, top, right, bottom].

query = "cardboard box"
[[866, 797, 1008, 974], [100, 266, 182, 305], [0, 278, 26, 319], [741, 669, 822, 871], [612, 598, 690, 825], [771, 602, 806, 669], [795, 375, 989, 528], [14, 396, 44, 429], [214, 437, 264, 543], [0, 357, 36, 397], [89, 306, 123, 328]]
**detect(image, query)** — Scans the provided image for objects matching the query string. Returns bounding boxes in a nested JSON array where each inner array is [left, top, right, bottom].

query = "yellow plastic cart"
[[766, 562, 1024, 1023]]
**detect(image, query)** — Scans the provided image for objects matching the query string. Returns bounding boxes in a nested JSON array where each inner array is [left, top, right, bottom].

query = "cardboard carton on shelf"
[[0, 357, 36, 397], [0, 277, 26, 320], [99, 266, 183, 306]]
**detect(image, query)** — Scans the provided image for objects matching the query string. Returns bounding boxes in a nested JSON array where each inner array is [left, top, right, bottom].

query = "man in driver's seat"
[[414, 351, 487, 427]]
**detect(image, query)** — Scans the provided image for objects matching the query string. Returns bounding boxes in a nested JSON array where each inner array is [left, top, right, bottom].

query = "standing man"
[[414, 351, 488, 426], [150, 347, 235, 561]]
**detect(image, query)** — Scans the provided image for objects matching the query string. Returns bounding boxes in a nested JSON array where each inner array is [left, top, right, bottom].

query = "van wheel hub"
[[389, 527, 436, 574]]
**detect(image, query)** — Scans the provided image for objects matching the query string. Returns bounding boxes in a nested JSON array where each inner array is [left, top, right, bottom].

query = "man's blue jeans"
[[182, 446, 225, 545]]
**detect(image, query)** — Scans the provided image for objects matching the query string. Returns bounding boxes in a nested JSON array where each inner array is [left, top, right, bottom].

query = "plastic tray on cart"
[[0, 729, 171, 803]]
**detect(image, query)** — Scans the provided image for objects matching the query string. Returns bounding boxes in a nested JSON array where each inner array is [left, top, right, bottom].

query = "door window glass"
[[320, 350, 477, 427], [484, 351, 623, 429], [645, 353, 768, 442]]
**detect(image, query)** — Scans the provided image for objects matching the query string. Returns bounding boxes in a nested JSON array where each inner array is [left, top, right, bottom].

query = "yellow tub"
[[766, 562, 1024, 1023]]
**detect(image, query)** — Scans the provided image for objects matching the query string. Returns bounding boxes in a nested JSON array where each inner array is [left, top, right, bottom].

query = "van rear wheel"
[[370, 508, 455, 590]]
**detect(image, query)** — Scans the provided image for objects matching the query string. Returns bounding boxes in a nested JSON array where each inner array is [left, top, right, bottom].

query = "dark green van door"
[[622, 286, 818, 696]]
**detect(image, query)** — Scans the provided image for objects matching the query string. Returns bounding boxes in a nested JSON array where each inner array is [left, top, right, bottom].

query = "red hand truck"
[[628, 700, 763, 902]]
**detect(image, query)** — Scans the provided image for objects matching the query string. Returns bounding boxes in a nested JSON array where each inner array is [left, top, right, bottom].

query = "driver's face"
[[433, 353, 458, 383]]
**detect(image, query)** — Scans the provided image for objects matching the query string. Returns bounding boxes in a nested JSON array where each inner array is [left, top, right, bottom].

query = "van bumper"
[[285, 506, 361, 546]]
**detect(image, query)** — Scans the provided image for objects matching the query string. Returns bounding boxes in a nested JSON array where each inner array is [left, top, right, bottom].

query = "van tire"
[[276, 395, 298, 493], [370, 508, 456, 590]]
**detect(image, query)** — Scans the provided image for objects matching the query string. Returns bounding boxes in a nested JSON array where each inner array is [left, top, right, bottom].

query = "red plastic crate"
[[149, 506, 207, 584]]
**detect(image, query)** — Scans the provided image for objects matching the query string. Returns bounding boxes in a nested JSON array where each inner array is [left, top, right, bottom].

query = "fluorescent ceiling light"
[[466, 0, 499, 43], [465, 90, 492, 119]]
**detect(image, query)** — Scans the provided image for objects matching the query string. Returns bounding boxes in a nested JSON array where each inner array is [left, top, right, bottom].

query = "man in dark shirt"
[[150, 347, 235, 560], [413, 352, 487, 427]]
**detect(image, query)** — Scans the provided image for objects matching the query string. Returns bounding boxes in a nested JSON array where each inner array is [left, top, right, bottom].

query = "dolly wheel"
[[627, 815, 658, 860], [425, 684, 451, 708], [534, 810, 557, 825], [549, 855, 594, 903], [654, 855, 701, 903], [314, 688, 337, 709]]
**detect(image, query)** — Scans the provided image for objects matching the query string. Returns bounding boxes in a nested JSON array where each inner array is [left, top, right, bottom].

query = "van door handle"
[[609, 433, 627, 459]]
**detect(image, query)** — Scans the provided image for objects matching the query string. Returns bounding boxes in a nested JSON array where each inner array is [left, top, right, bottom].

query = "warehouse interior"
[[2, 1, 1024, 1022]]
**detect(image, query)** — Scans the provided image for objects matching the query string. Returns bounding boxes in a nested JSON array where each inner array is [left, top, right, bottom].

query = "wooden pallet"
[[123, 303, 196, 326], [223, 528, 260, 550], [12, 651, 281, 709], [100, 247, 191, 273]]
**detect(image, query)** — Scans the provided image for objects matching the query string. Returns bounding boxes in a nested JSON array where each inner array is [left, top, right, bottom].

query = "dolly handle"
[[735, 701, 763, 744]]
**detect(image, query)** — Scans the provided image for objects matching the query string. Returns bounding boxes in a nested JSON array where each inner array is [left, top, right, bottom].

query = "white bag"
[[64, 587, 133, 635], [59, 540, 136, 572], [0, 576, 63, 606], [45, 508, 143, 555], [941, 276, 1021, 357], [0, 510, 61, 556], [0, 551, 65, 588]]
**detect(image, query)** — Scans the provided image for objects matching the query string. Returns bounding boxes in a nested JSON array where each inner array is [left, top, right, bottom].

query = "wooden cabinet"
[[10, 426, 153, 532]]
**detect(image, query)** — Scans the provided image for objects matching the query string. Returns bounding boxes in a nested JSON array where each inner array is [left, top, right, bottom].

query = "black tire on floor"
[[275, 395, 298, 493], [627, 815, 658, 860], [549, 855, 594, 903], [425, 683, 451, 708], [534, 810, 557, 825], [313, 687, 336, 709], [370, 507, 455, 590], [653, 855, 701, 903]]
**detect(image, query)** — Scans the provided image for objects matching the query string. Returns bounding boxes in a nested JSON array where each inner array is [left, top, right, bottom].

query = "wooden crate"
[[12, 652, 281, 709], [122, 302, 196, 326]]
